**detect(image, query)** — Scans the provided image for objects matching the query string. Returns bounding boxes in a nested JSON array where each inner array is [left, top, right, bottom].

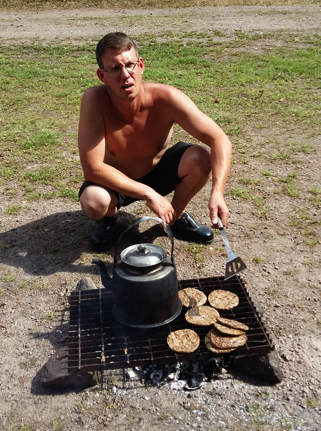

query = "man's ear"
[[97, 68, 106, 83], [139, 57, 145, 75]]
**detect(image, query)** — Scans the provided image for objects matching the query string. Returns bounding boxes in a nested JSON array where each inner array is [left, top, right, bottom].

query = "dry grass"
[[0, 0, 319, 11]]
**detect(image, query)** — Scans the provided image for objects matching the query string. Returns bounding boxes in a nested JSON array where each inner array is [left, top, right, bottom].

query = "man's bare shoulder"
[[80, 85, 111, 118], [143, 82, 181, 96], [142, 82, 186, 104], [82, 84, 108, 101]]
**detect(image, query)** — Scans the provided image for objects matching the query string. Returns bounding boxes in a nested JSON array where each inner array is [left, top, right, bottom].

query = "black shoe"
[[171, 212, 213, 244], [90, 217, 116, 251]]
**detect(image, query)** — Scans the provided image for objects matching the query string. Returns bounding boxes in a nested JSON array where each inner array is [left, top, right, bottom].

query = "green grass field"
[[0, 28, 320, 207]]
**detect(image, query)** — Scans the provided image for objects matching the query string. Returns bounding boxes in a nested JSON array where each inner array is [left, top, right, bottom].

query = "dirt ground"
[[0, 4, 320, 431]]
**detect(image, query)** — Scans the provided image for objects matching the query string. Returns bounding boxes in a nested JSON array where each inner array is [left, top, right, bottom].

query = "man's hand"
[[208, 191, 230, 228], [146, 193, 176, 226]]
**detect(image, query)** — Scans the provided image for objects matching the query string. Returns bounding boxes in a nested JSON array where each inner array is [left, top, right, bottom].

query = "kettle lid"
[[120, 243, 167, 268]]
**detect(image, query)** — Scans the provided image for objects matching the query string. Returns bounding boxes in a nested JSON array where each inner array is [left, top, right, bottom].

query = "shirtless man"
[[78, 32, 232, 251]]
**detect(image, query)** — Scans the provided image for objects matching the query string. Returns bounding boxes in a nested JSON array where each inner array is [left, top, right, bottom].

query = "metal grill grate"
[[68, 276, 274, 373]]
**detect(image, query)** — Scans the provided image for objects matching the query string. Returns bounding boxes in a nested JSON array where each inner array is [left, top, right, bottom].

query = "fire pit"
[[68, 276, 274, 374]]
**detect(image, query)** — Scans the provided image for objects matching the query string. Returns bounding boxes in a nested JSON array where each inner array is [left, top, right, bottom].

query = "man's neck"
[[108, 84, 145, 124]]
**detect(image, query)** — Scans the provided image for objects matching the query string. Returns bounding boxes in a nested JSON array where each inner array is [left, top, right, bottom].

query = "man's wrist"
[[142, 185, 158, 203]]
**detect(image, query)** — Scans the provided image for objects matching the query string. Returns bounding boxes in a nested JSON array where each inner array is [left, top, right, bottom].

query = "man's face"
[[97, 47, 144, 102]]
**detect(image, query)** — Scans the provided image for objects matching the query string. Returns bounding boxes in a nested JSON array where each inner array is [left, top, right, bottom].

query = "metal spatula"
[[217, 217, 247, 280]]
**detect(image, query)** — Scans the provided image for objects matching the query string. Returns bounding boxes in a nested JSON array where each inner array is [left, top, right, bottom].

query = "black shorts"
[[78, 141, 192, 209]]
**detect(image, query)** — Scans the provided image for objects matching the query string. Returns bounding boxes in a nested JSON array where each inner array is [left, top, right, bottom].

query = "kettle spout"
[[92, 259, 113, 291]]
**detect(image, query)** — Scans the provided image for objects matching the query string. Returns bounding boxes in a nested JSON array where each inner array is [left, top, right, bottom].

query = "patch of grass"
[[77, 402, 85, 413], [0, 165, 21, 181], [58, 187, 78, 201], [3, 187, 17, 195], [247, 402, 268, 428], [38, 282, 50, 291], [304, 239, 318, 248], [279, 172, 297, 183], [285, 183, 300, 198], [260, 389, 270, 400], [310, 188, 321, 195], [229, 188, 250, 199], [269, 152, 291, 163], [266, 287, 279, 297], [43, 191, 57, 199], [185, 243, 206, 261], [293, 206, 311, 220], [45, 312, 56, 321], [2, 273, 15, 282], [23, 166, 63, 185], [18, 359, 33, 370], [52, 418, 65, 431], [262, 170, 272, 177], [21, 130, 60, 150], [5, 205, 20, 214], [307, 398, 318, 408], [240, 177, 260, 185], [215, 246, 225, 253], [26, 191, 42, 201], [252, 256, 261, 264], [252, 195, 269, 219], [70, 174, 85, 183], [309, 196, 321, 208], [23, 185, 37, 193], [290, 142, 314, 154]]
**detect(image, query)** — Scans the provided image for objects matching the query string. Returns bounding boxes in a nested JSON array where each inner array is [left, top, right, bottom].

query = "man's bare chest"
[[103, 109, 172, 158]]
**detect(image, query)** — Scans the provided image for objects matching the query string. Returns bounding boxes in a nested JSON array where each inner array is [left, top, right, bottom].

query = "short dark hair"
[[96, 32, 139, 68]]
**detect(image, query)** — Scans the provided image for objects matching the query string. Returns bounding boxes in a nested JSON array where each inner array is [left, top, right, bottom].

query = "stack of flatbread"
[[206, 289, 248, 353], [205, 317, 249, 354]]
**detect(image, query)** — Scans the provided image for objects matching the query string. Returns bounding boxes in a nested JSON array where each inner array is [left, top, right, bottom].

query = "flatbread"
[[167, 329, 200, 353], [178, 288, 207, 308], [209, 327, 247, 349], [204, 332, 237, 354], [213, 321, 246, 336], [217, 316, 249, 331], [185, 305, 219, 326], [208, 290, 239, 310]]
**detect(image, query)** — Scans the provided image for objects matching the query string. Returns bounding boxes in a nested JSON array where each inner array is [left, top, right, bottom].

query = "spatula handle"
[[217, 217, 232, 254]]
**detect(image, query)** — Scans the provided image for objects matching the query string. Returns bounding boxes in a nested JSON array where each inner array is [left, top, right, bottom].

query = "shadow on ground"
[[0, 210, 170, 276]]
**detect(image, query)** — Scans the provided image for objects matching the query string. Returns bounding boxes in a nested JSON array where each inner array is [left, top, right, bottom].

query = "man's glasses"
[[102, 61, 140, 77]]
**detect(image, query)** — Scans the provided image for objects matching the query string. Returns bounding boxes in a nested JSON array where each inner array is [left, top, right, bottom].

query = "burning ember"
[[137, 357, 233, 390]]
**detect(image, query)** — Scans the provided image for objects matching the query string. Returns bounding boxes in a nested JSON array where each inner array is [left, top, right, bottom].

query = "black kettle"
[[93, 216, 182, 328]]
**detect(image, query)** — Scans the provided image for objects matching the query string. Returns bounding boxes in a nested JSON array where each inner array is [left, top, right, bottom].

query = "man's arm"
[[78, 88, 176, 224], [163, 85, 232, 227]]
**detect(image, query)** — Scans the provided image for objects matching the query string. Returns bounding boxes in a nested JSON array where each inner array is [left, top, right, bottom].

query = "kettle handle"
[[115, 216, 175, 265]]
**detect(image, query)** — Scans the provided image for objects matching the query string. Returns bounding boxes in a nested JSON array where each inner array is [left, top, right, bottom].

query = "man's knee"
[[194, 145, 211, 175], [179, 145, 211, 178], [80, 186, 116, 219]]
